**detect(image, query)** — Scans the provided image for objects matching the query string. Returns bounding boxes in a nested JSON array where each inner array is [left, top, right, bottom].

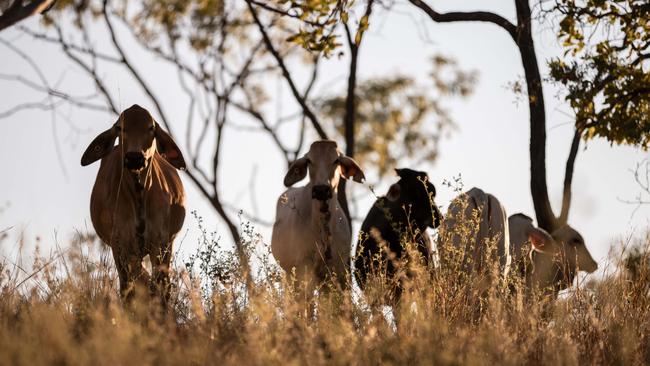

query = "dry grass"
[[1, 218, 649, 366]]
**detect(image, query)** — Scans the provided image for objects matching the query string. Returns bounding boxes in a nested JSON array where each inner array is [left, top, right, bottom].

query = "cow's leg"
[[110, 246, 130, 300], [305, 276, 318, 321], [318, 255, 353, 319], [150, 243, 172, 309], [126, 256, 150, 304], [290, 266, 317, 320], [111, 245, 148, 304], [330, 256, 351, 292], [326, 231, 352, 293], [127, 263, 150, 305]]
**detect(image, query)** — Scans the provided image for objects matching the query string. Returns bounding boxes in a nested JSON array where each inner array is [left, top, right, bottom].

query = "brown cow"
[[81, 104, 186, 305]]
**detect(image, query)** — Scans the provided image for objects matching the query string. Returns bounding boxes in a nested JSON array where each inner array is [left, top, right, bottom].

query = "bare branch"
[[247, 0, 324, 27], [223, 204, 274, 227], [618, 159, 650, 218], [0, 73, 111, 112], [293, 56, 320, 159], [246, 0, 328, 140], [408, 0, 518, 43], [102, 0, 171, 130], [42, 23, 120, 114], [0, 100, 59, 118], [0, 36, 51, 94], [112, 14, 204, 84], [558, 128, 581, 224], [18, 25, 122, 63]]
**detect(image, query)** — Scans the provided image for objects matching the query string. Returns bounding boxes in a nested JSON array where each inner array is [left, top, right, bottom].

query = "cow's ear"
[[81, 124, 118, 166], [527, 227, 557, 253], [284, 156, 309, 187], [395, 168, 418, 179], [155, 123, 186, 170], [338, 155, 365, 183], [386, 183, 401, 202]]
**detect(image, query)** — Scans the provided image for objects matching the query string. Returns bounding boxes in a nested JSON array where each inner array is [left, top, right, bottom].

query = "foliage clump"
[[548, 0, 650, 148]]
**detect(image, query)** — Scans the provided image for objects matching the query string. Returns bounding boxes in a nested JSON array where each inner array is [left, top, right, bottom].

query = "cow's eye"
[[333, 158, 340, 166], [149, 126, 155, 133]]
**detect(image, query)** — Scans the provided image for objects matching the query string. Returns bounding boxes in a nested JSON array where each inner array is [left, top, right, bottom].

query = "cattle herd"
[[82, 105, 598, 310]]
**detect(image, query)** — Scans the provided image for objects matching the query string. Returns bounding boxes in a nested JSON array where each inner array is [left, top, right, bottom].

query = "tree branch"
[[48, 23, 120, 114], [558, 128, 581, 224], [338, 0, 374, 228], [0, 73, 111, 112], [514, 0, 556, 231], [102, 0, 172, 131], [247, 0, 324, 27], [408, 0, 518, 43], [0, 0, 55, 32], [18, 25, 122, 63], [246, 0, 328, 140], [410, 0, 558, 231]]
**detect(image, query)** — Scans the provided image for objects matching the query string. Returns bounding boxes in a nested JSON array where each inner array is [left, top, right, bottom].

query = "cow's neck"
[[525, 251, 572, 298], [121, 162, 154, 252], [306, 184, 338, 263]]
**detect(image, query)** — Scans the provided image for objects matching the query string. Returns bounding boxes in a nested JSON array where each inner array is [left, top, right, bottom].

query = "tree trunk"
[[337, 41, 359, 231], [514, 0, 557, 232]]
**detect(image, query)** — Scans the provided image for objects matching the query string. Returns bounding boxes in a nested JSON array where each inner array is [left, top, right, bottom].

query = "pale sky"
[[1, 1, 648, 278]]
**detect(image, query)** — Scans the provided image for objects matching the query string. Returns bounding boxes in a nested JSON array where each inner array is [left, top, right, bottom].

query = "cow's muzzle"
[[124, 152, 146, 171], [312, 185, 333, 201]]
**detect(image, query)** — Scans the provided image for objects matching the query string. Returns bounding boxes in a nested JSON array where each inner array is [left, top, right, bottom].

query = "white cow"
[[508, 213, 598, 297], [438, 187, 598, 299], [438, 187, 511, 280], [271, 140, 365, 290]]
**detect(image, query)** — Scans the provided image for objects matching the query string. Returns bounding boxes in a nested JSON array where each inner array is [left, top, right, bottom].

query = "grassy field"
[[0, 222, 649, 366]]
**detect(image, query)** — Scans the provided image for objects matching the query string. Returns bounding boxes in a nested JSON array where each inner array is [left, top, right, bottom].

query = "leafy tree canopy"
[[549, 0, 650, 148], [265, 0, 370, 57], [50, 0, 253, 54]]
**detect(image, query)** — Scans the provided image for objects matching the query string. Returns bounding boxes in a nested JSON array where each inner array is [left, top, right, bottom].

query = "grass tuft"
[[0, 216, 649, 365]]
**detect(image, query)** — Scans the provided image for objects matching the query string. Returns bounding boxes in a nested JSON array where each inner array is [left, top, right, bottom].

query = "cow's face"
[[549, 225, 598, 273], [283, 140, 365, 201], [527, 223, 598, 291], [387, 168, 442, 229], [120, 105, 157, 172], [80, 104, 186, 171]]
